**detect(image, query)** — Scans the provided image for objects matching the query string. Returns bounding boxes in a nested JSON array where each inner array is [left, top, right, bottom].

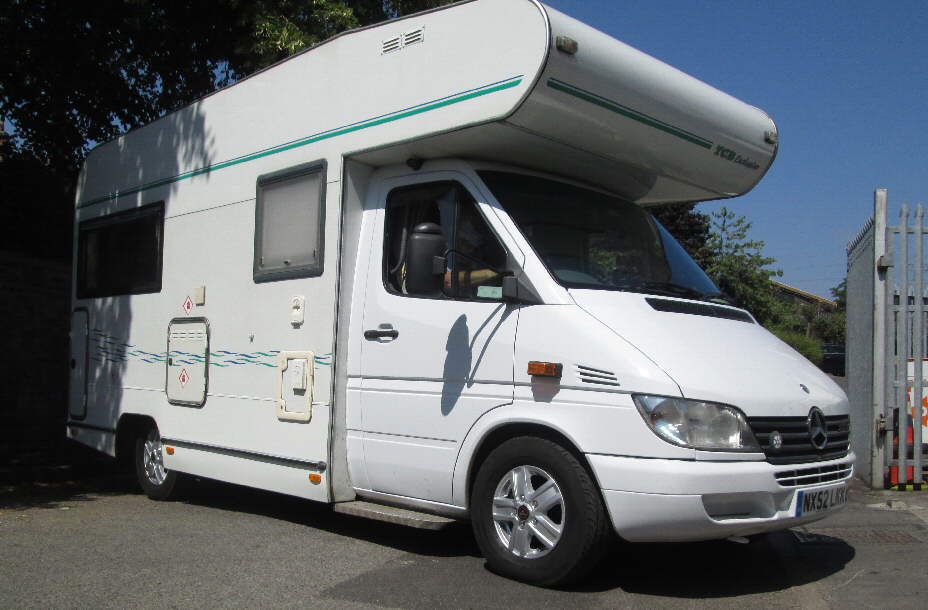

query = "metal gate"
[[847, 189, 928, 489]]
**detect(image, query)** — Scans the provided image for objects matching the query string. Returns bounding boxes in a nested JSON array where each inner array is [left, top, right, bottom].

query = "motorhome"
[[68, 0, 853, 585]]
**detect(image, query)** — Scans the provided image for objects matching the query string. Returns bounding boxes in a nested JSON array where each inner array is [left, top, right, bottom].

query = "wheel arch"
[[458, 418, 599, 509], [115, 413, 157, 466]]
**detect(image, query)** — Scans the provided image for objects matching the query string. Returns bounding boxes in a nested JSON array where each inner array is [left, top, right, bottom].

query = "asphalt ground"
[[1, 471, 926, 609]]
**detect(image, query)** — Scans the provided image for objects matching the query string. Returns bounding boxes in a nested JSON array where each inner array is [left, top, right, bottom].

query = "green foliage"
[[650, 202, 711, 265], [831, 277, 847, 311], [771, 329, 824, 365], [813, 311, 846, 344], [0, 0, 454, 173], [701, 207, 782, 325]]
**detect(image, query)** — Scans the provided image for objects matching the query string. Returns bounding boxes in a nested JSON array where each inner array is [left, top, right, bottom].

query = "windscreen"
[[479, 171, 723, 301]]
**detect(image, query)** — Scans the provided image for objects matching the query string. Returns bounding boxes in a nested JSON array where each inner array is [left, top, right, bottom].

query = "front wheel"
[[470, 436, 611, 586], [135, 425, 178, 500]]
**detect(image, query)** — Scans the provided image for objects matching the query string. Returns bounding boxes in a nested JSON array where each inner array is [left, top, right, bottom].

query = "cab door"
[[357, 173, 521, 504]]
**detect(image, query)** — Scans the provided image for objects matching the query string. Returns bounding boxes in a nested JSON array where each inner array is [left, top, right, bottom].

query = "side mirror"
[[502, 275, 519, 301], [501, 274, 541, 305], [405, 222, 445, 295]]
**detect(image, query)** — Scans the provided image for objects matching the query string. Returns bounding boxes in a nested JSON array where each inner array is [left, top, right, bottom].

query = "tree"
[[0, 1, 454, 174], [701, 207, 782, 324], [831, 277, 847, 311], [651, 202, 711, 265]]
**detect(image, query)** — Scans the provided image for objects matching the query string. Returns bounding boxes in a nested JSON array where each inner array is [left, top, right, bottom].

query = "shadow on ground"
[[3, 454, 856, 601], [176, 475, 854, 601]]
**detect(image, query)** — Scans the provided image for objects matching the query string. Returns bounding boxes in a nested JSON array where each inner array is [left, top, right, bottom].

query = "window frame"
[[253, 159, 327, 283], [76, 200, 165, 299], [381, 179, 510, 303]]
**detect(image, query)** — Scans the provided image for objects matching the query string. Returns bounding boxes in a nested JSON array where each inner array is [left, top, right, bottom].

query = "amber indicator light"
[[165, 447, 175, 455], [527, 361, 563, 377], [309, 473, 323, 484]]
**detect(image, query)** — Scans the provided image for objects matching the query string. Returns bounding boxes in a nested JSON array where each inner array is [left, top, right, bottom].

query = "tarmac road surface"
[[1, 474, 927, 609]]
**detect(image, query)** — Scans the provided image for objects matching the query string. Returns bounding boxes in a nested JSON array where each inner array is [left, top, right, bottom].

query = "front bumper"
[[588, 452, 855, 542]]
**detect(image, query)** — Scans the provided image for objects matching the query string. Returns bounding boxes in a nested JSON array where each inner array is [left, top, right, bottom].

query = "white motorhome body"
[[68, 0, 852, 585]]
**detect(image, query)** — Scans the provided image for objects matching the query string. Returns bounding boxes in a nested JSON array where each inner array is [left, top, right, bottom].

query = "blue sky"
[[546, 0, 928, 298]]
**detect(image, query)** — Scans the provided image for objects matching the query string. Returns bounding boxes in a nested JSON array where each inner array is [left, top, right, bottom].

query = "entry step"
[[333, 500, 458, 530]]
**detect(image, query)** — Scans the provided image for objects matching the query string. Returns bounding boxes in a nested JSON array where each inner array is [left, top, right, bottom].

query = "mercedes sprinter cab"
[[67, 0, 853, 586]]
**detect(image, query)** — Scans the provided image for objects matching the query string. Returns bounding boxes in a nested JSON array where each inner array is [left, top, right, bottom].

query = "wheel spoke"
[[528, 478, 554, 502], [508, 524, 531, 556], [492, 496, 517, 522], [518, 466, 533, 499], [534, 482, 563, 513], [510, 468, 522, 501], [533, 514, 562, 545]]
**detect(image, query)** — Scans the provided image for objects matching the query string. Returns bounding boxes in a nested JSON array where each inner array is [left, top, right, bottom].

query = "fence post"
[[873, 189, 888, 488]]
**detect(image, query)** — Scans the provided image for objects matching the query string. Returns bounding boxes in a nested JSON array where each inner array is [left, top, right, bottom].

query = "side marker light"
[[309, 473, 323, 484], [527, 361, 562, 377], [165, 447, 175, 455]]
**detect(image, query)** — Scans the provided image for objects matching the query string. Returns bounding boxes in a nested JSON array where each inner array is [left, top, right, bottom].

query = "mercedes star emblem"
[[807, 407, 828, 450]]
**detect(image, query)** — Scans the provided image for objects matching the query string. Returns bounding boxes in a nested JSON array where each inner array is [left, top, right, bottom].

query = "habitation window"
[[254, 160, 327, 282], [76, 202, 164, 298]]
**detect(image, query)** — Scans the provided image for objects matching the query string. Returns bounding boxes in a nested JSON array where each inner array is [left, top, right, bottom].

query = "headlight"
[[633, 395, 760, 451]]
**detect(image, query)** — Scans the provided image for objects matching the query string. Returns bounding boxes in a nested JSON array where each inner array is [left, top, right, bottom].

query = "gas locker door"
[[166, 318, 209, 407], [68, 309, 89, 419]]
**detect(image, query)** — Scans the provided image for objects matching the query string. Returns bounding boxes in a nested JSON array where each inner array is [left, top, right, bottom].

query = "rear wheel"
[[135, 425, 178, 500], [471, 436, 611, 586]]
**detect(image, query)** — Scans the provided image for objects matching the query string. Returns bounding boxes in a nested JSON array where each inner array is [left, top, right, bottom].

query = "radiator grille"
[[748, 415, 850, 465], [775, 461, 853, 487]]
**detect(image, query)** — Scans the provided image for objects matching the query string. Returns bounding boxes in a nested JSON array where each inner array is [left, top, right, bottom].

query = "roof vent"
[[403, 27, 424, 46], [575, 365, 620, 387], [382, 27, 424, 55], [382, 36, 402, 54]]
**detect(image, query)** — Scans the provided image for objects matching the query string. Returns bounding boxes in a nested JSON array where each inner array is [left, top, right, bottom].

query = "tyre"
[[135, 424, 178, 500], [470, 436, 611, 586]]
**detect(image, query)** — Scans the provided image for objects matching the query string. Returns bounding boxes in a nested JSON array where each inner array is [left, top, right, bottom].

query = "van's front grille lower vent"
[[575, 365, 620, 387], [645, 298, 754, 323], [748, 415, 850, 465], [775, 462, 853, 487]]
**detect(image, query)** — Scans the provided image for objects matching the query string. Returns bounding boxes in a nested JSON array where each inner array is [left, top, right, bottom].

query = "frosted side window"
[[254, 161, 326, 282]]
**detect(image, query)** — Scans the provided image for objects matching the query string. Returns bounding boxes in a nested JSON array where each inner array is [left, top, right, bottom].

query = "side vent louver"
[[382, 27, 424, 55], [382, 36, 402, 54], [403, 28, 424, 46], [646, 298, 754, 323], [576, 365, 621, 387]]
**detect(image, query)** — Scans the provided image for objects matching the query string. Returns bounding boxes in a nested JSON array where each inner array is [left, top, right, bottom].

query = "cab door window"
[[384, 181, 507, 300]]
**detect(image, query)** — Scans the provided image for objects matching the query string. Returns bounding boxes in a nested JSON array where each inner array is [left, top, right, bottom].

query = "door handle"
[[364, 328, 399, 340]]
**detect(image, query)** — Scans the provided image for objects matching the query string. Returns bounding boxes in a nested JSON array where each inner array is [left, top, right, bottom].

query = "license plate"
[[796, 483, 848, 517]]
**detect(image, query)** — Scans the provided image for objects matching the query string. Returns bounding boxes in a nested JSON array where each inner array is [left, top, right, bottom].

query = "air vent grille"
[[382, 27, 424, 55], [382, 36, 402, 54], [575, 365, 620, 387], [646, 298, 754, 323], [774, 462, 853, 487], [403, 28, 424, 46]]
